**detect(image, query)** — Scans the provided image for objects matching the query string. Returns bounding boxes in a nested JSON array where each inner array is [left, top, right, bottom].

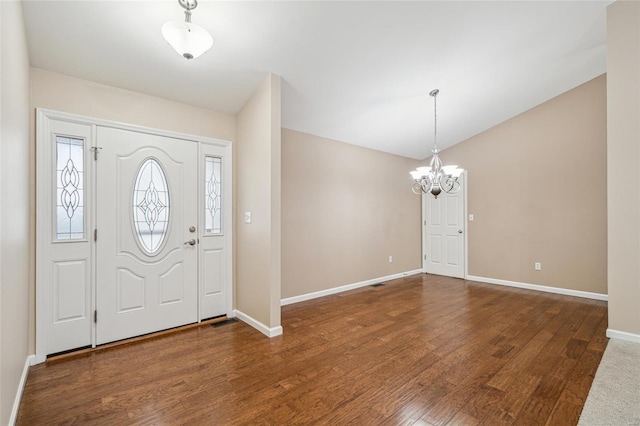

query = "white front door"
[[423, 174, 465, 278], [96, 127, 198, 344], [37, 110, 233, 362]]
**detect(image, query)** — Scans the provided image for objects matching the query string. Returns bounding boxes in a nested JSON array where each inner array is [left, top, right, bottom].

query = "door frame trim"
[[421, 170, 468, 279], [35, 109, 233, 364]]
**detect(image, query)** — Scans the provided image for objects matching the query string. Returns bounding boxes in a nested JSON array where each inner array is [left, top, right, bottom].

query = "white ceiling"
[[22, 1, 611, 159]]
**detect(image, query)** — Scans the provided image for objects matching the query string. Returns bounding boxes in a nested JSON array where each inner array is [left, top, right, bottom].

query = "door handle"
[[184, 239, 196, 246], [458, 229, 463, 234]]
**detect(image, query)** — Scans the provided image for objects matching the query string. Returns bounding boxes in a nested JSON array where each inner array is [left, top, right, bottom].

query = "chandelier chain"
[[434, 92, 437, 149], [429, 88, 439, 151]]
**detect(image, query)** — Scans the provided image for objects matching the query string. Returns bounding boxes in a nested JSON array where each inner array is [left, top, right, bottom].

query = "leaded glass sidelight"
[[133, 158, 170, 255], [56, 136, 85, 240], [205, 156, 222, 234]]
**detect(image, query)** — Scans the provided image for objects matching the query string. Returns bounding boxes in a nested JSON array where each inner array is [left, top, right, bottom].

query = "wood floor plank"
[[17, 274, 607, 425], [417, 356, 506, 425], [545, 348, 604, 425]]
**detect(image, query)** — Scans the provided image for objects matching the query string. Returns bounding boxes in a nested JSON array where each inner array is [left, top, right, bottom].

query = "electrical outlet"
[[535, 262, 541, 271], [388, 256, 393, 263]]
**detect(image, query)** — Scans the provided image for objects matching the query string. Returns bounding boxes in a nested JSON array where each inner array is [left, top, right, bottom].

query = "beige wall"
[[1, 1, 32, 424], [281, 129, 422, 299], [236, 74, 282, 329], [441, 75, 607, 294], [30, 68, 236, 142], [30, 68, 237, 351], [607, 1, 640, 336]]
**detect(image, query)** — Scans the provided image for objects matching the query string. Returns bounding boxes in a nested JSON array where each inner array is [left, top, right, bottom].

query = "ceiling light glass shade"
[[162, 21, 213, 60], [410, 170, 423, 180], [441, 165, 459, 174]]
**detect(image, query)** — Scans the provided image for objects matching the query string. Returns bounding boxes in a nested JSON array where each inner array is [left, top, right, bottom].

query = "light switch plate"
[[245, 212, 252, 224], [469, 214, 474, 221]]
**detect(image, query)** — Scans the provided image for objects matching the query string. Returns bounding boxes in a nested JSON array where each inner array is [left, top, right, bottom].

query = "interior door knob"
[[458, 229, 463, 234], [184, 239, 196, 246]]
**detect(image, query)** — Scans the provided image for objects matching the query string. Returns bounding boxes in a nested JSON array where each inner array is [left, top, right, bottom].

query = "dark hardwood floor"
[[17, 274, 608, 425]]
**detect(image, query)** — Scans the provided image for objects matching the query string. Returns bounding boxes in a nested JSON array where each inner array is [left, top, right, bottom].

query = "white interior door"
[[423, 174, 465, 278], [96, 127, 198, 344]]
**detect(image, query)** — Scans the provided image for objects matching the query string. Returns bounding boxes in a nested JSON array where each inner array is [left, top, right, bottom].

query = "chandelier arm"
[[412, 182, 425, 195], [442, 178, 461, 194]]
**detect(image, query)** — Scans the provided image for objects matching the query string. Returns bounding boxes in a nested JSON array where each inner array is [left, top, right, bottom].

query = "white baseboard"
[[466, 275, 608, 301], [9, 354, 35, 426], [606, 329, 640, 343], [233, 309, 283, 338], [281, 269, 423, 306]]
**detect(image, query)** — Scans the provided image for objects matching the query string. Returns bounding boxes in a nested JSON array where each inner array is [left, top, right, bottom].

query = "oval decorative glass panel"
[[132, 158, 170, 255]]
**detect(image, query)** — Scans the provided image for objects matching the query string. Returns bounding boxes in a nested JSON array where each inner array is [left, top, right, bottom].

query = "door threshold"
[[47, 316, 228, 363]]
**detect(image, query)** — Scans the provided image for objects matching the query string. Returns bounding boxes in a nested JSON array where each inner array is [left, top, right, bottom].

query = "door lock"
[[184, 239, 196, 246], [189, 226, 196, 233]]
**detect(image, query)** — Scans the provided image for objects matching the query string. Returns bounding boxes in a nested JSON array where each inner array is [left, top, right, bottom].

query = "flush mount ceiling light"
[[162, 0, 213, 60], [410, 89, 463, 198]]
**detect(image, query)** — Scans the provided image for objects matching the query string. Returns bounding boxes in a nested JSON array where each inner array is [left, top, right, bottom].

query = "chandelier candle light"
[[410, 89, 463, 198], [162, 0, 213, 60]]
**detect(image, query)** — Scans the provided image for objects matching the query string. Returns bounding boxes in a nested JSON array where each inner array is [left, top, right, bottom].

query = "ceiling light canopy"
[[162, 0, 213, 60], [410, 89, 463, 198]]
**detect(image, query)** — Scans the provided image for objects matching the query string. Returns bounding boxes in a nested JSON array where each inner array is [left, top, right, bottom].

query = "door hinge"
[[424, 254, 426, 260], [94, 310, 97, 323], [91, 146, 102, 160], [94, 229, 97, 241], [424, 220, 426, 226]]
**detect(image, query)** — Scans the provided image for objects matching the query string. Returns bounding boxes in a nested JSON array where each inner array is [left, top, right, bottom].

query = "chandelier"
[[162, 0, 213, 60], [410, 89, 463, 198]]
